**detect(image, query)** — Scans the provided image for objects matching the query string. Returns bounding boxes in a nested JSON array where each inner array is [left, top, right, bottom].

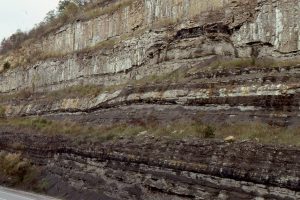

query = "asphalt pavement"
[[0, 187, 59, 200]]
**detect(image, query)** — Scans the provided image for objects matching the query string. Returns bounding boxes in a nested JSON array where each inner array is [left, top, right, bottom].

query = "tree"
[[57, 0, 80, 23], [0, 0, 89, 55], [3, 62, 11, 71], [44, 10, 56, 23], [57, 0, 82, 13], [58, 0, 72, 13], [0, 30, 28, 54]]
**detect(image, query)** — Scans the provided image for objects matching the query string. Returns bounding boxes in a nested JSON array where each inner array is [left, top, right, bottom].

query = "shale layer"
[[0, 131, 299, 200]]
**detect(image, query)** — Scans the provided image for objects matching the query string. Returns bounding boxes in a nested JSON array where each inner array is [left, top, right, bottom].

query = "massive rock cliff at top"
[[0, 0, 298, 124], [0, 0, 299, 127], [1, 0, 300, 93]]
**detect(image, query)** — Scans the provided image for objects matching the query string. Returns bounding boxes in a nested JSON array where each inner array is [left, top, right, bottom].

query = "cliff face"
[[1, 0, 300, 93], [0, 0, 299, 126], [0, 0, 300, 199], [0, 130, 299, 200]]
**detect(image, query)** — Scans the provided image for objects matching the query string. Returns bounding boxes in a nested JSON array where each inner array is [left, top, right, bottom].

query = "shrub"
[[49, 84, 103, 99], [0, 152, 39, 185], [36, 179, 50, 192], [3, 62, 11, 71], [31, 118, 53, 129], [203, 125, 216, 138], [1, 117, 300, 146], [0, 106, 6, 118], [18, 89, 33, 99]]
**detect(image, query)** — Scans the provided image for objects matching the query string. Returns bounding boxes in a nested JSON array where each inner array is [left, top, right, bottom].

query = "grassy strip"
[[215, 122, 300, 146], [0, 117, 299, 146], [0, 117, 214, 141], [83, 0, 135, 20], [0, 106, 5, 117], [188, 57, 300, 74]]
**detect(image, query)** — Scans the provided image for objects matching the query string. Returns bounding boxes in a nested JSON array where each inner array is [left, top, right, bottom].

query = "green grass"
[[1, 117, 299, 146], [0, 106, 5, 118], [0, 117, 212, 141], [215, 122, 300, 146]]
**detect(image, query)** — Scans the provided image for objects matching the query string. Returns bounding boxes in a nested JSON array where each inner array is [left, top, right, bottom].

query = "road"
[[0, 187, 59, 200]]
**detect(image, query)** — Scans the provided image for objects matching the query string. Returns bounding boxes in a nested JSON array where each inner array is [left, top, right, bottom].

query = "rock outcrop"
[[0, 0, 300, 199], [0, 130, 299, 200], [0, 0, 299, 126], [1, 0, 300, 93]]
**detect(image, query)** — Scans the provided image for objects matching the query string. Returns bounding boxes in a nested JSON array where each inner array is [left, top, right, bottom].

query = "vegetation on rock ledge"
[[0, 117, 299, 146]]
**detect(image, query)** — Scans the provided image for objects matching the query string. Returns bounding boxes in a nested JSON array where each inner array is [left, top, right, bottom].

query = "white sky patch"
[[0, 0, 60, 41]]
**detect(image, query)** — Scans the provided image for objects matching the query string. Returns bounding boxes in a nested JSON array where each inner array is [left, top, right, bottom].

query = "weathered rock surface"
[[0, 0, 300, 199], [0, 131, 299, 200], [0, 0, 299, 126], [1, 0, 300, 93], [2, 65, 299, 126]]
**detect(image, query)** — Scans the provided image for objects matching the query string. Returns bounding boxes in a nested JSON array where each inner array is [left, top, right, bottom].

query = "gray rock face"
[[1, 0, 300, 94], [0, 131, 299, 200], [232, 0, 300, 54], [2, 65, 299, 126], [0, 1, 300, 199], [1, 1, 300, 126]]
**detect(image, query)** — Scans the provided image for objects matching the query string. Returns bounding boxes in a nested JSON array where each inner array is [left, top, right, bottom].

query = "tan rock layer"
[[2, 65, 299, 126], [1, 0, 300, 94]]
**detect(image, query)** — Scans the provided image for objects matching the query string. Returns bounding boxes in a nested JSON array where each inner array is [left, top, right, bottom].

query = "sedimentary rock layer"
[[0, 1, 300, 198], [0, 0, 299, 126], [1, 0, 300, 93], [0, 131, 299, 200], [2, 65, 299, 126]]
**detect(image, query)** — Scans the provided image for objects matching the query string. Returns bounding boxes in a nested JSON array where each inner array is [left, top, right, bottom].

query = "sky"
[[0, 0, 60, 41]]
